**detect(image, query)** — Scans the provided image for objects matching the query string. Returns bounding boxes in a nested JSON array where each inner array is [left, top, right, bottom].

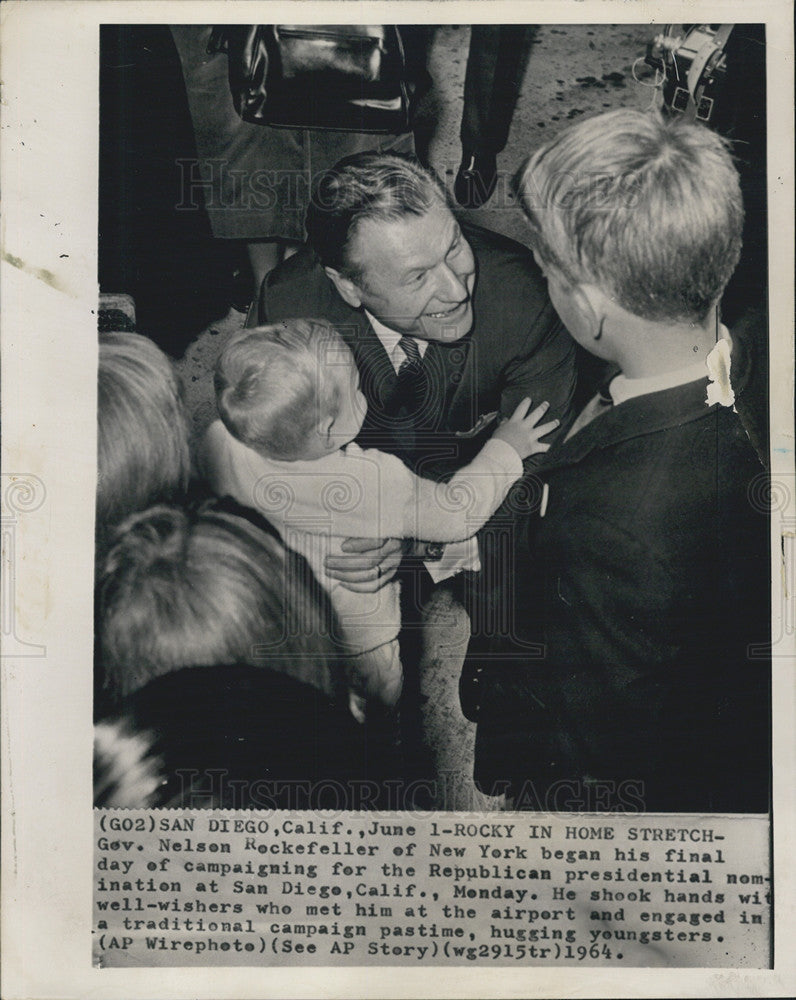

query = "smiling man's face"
[[343, 199, 477, 343]]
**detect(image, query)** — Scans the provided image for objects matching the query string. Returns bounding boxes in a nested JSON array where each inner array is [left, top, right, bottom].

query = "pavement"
[[174, 24, 659, 811]]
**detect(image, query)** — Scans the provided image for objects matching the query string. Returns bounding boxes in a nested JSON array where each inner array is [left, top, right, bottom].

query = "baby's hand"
[[492, 398, 559, 460]]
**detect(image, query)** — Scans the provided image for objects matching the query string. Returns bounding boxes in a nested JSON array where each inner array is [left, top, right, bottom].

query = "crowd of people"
[[95, 25, 770, 813]]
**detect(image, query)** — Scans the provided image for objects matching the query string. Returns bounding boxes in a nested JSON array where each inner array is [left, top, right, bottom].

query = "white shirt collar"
[[609, 325, 734, 407], [365, 310, 428, 374]]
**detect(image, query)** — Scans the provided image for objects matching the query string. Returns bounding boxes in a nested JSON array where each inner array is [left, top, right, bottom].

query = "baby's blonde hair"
[[215, 320, 350, 460]]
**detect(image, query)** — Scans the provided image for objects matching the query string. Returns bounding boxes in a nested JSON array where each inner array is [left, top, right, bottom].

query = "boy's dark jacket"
[[466, 371, 770, 813]]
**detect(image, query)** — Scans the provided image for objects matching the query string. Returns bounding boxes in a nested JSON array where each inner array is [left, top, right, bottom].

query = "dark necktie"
[[398, 335, 422, 373], [392, 336, 428, 456], [394, 336, 428, 412]]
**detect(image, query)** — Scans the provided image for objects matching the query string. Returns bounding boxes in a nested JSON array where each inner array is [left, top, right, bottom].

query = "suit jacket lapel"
[[317, 295, 397, 409], [423, 336, 472, 425], [340, 313, 473, 429], [305, 271, 474, 431]]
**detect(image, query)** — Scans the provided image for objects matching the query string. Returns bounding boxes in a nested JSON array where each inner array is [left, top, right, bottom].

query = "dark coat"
[[95, 664, 398, 810], [469, 376, 771, 813], [252, 222, 577, 478]]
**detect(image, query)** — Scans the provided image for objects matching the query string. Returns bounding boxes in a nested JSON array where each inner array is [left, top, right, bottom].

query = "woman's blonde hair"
[[97, 332, 191, 553], [98, 503, 339, 701]]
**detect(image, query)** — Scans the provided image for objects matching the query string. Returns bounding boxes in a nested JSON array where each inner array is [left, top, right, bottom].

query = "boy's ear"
[[324, 266, 363, 310], [576, 284, 610, 340], [317, 412, 335, 447]]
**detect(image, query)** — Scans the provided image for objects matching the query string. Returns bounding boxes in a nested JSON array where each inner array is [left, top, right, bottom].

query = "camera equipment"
[[646, 24, 734, 126]]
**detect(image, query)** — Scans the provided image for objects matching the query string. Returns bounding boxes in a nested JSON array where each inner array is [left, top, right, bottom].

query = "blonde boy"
[[466, 109, 769, 811]]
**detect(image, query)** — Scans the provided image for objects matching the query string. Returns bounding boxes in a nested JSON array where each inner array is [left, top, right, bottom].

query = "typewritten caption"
[[93, 811, 770, 968]]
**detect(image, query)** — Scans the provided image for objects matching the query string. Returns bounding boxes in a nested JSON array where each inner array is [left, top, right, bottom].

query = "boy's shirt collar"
[[609, 325, 733, 407]]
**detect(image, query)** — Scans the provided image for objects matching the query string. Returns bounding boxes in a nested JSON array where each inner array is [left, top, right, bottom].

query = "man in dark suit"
[[466, 109, 771, 813], [249, 151, 577, 590]]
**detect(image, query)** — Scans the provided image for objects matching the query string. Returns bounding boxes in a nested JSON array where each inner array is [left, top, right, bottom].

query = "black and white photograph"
[[2, 2, 794, 997], [94, 20, 771, 815]]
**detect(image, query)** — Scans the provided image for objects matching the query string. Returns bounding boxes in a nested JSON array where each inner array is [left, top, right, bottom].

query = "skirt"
[[171, 25, 416, 241]]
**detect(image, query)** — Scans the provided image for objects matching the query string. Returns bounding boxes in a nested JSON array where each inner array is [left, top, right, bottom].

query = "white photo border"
[[2, 2, 794, 998]]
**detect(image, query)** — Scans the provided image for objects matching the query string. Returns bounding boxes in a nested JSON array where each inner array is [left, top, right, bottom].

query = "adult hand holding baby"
[[324, 536, 406, 593]]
